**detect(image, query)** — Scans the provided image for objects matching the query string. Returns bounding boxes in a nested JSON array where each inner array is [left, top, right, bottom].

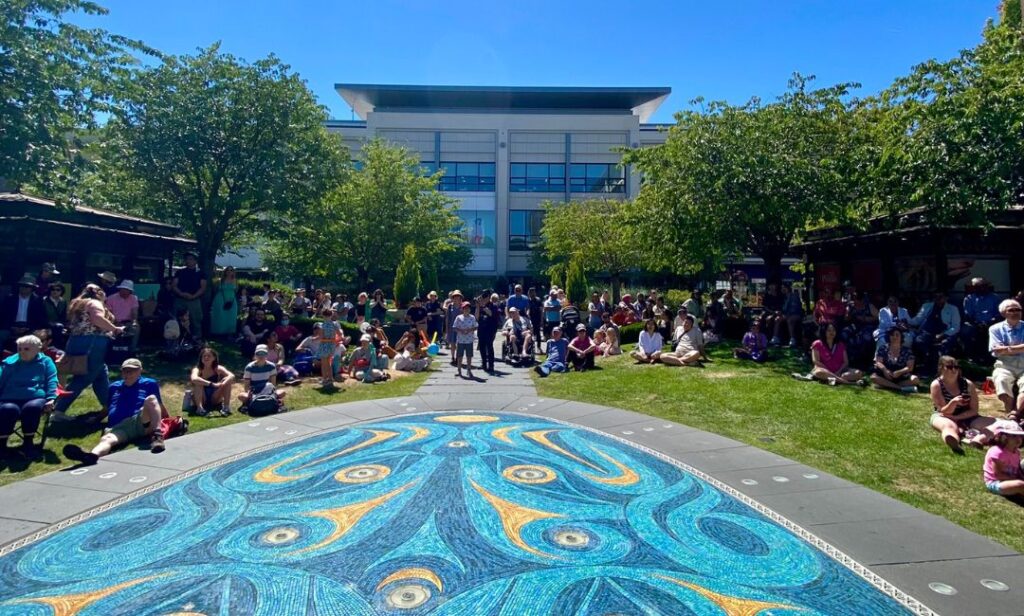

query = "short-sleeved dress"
[[318, 320, 340, 359]]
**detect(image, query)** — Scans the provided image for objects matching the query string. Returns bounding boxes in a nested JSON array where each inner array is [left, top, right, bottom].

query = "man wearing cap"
[[534, 326, 569, 377], [289, 288, 311, 317], [172, 253, 208, 338], [63, 358, 167, 465], [0, 275, 48, 350], [35, 263, 60, 298], [238, 344, 285, 409], [106, 280, 140, 352], [475, 292, 500, 373], [567, 323, 598, 372], [503, 307, 534, 360]]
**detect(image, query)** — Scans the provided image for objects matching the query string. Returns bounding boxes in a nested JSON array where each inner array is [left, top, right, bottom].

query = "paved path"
[[0, 350, 1021, 614]]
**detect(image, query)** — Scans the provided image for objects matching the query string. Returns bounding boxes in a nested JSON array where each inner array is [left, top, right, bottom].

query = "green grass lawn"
[[0, 342, 430, 488], [533, 344, 1024, 553]]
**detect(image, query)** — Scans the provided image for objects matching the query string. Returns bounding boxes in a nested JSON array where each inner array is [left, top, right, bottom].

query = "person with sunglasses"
[[929, 356, 995, 454], [989, 299, 1024, 422], [0, 335, 57, 460], [63, 358, 167, 465]]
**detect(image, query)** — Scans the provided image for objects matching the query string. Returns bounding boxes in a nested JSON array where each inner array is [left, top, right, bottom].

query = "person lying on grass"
[[984, 423, 1024, 497], [630, 320, 663, 364], [871, 329, 920, 394], [662, 315, 704, 367], [930, 355, 995, 454], [64, 358, 167, 465]]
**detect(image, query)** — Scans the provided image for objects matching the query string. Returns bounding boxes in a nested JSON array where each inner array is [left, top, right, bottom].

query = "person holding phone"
[[929, 356, 995, 453]]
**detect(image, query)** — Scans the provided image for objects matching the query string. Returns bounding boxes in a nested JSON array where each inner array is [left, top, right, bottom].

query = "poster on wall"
[[895, 257, 936, 298], [947, 256, 1011, 298], [456, 210, 496, 271]]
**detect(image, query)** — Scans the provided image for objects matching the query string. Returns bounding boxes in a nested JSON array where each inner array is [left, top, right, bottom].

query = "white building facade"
[[328, 85, 671, 277]]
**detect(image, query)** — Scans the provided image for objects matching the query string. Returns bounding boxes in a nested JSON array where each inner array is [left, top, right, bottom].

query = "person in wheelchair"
[[502, 307, 534, 362]]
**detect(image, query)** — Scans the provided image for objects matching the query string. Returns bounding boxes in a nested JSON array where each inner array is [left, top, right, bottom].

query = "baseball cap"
[[461, 301, 471, 309], [120, 358, 142, 370], [576, 323, 587, 331], [255, 344, 269, 355], [360, 334, 372, 342]]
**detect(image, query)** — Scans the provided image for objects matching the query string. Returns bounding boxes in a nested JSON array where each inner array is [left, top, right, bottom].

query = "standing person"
[[453, 301, 478, 378], [425, 291, 443, 343], [507, 285, 530, 318], [34, 263, 60, 298], [53, 285, 125, 422], [355, 292, 369, 324], [43, 283, 68, 347], [444, 290, 464, 362], [930, 356, 995, 453], [543, 290, 561, 341], [780, 284, 804, 348], [171, 253, 208, 338], [0, 335, 58, 460], [317, 308, 341, 388], [189, 347, 235, 417], [106, 280, 140, 353], [630, 320, 664, 364], [476, 292, 500, 373], [289, 287, 310, 317], [527, 287, 543, 343], [761, 283, 784, 342], [63, 358, 168, 465], [534, 327, 569, 377], [989, 299, 1024, 422], [370, 289, 388, 323], [209, 267, 238, 338], [405, 296, 429, 334], [587, 292, 604, 332], [567, 324, 598, 372]]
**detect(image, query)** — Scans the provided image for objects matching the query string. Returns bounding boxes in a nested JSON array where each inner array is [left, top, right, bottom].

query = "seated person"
[[503, 307, 534, 358], [813, 289, 846, 328], [983, 424, 1024, 497], [0, 275, 48, 351], [534, 327, 570, 377], [190, 346, 235, 416], [43, 283, 68, 348], [239, 308, 271, 358], [350, 334, 388, 382], [719, 288, 746, 339], [874, 296, 914, 348], [630, 320, 664, 364], [962, 278, 1002, 362], [662, 315, 704, 367], [843, 292, 878, 364], [163, 308, 200, 359], [238, 345, 286, 409], [989, 299, 1024, 421], [273, 315, 302, 352], [0, 335, 58, 460], [296, 323, 322, 357], [593, 328, 621, 357], [734, 322, 769, 362], [610, 304, 638, 327], [263, 290, 284, 323], [405, 296, 428, 333], [63, 358, 167, 465], [871, 329, 920, 393], [930, 356, 995, 453], [910, 291, 961, 369], [808, 323, 864, 386], [393, 329, 431, 373], [264, 331, 301, 385], [567, 324, 598, 371]]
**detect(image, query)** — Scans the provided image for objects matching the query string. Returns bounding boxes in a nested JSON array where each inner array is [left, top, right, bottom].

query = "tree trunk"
[[610, 273, 622, 304], [759, 247, 786, 287], [356, 266, 370, 291]]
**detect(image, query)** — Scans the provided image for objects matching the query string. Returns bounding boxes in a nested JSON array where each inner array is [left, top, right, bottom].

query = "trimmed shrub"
[[564, 256, 588, 307], [664, 289, 691, 310], [618, 322, 645, 345], [393, 244, 422, 308]]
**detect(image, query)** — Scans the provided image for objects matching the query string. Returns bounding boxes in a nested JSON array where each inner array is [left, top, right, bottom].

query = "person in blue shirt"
[[989, 299, 1024, 421], [506, 284, 530, 316], [0, 334, 58, 460], [534, 327, 570, 377], [63, 358, 167, 465], [962, 278, 1002, 362]]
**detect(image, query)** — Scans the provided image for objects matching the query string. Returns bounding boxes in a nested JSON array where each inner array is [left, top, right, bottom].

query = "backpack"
[[160, 415, 189, 439], [247, 394, 280, 417]]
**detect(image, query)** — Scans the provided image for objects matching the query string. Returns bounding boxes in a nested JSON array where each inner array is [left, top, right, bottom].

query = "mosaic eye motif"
[[502, 464, 557, 484], [334, 464, 390, 484], [385, 583, 431, 609]]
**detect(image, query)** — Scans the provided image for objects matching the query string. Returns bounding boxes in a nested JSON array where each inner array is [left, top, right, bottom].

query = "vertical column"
[[495, 128, 508, 276], [564, 133, 571, 203]]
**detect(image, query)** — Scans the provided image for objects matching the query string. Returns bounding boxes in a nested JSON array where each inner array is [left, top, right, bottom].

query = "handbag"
[[57, 353, 88, 376], [160, 415, 189, 439]]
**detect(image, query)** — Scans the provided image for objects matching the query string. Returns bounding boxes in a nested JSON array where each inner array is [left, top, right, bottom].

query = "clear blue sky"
[[75, 0, 997, 123]]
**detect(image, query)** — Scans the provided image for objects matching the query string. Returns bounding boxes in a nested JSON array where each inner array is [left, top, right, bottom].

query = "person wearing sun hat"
[[34, 262, 60, 298], [97, 271, 118, 297], [106, 280, 140, 352], [63, 357, 167, 465], [983, 421, 1024, 497], [444, 289, 464, 358]]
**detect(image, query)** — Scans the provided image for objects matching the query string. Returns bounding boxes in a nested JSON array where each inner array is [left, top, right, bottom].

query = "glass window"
[[569, 163, 625, 193], [510, 163, 567, 192], [437, 161, 495, 192], [479, 163, 495, 178], [508, 210, 545, 251]]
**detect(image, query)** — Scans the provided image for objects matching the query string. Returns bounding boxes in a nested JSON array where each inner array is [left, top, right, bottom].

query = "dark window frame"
[[508, 209, 545, 251], [509, 163, 566, 193], [569, 163, 625, 193], [437, 160, 495, 192]]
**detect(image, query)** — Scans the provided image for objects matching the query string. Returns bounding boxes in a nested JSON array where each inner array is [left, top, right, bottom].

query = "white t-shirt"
[[638, 330, 663, 355], [453, 314, 477, 345], [675, 325, 704, 354]]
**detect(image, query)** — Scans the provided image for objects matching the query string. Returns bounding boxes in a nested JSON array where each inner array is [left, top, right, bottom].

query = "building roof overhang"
[[336, 84, 671, 122]]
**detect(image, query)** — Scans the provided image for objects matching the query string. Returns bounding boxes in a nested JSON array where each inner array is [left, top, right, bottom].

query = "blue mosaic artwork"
[[0, 412, 913, 615]]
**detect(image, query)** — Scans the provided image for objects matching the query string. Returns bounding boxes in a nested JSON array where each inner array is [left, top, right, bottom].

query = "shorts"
[[456, 343, 474, 361], [992, 364, 1024, 399], [203, 384, 217, 401], [106, 413, 148, 443], [987, 480, 1004, 495], [930, 412, 976, 432]]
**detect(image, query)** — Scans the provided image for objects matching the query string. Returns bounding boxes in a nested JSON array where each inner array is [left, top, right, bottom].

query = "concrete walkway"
[[0, 347, 1021, 614]]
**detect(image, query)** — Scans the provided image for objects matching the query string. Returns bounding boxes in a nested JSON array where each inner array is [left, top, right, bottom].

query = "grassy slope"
[[533, 344, 1024, 553], [0, 342, 430, 487]]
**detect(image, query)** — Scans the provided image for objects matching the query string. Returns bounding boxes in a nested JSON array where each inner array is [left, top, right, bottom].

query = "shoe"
[[788, 339, 798, 349], [194, 406, 208, 417], [0, 443, 14, 460], [49, 411, 73, 423], [218, 405, 232, 417], [790, 372, 813, 382], [20, 442, 42, 461], [63, 444, 98, 466], [900, 385, 917, 394], [534, 365, 544, 376], [150, 435, 165, 454]]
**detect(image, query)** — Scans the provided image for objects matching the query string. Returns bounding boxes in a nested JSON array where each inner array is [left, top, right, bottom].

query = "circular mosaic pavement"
[[0, 412, 915, 615]]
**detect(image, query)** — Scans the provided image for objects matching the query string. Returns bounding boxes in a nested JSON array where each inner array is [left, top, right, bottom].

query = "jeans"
[[0, 398, 45, 437], [537, 360, 567, 376], [56, 334, 110, 413], [479, 330, 497, 371]]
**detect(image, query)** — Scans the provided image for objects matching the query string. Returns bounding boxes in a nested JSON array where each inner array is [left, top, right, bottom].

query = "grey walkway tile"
[[0, 482, 115, 524], [272, 406, 361, 430], [24, 459, 181, 495], [757, 487, 925, 526], [670, 445, 795, 473], [220, 417, 319, 443], [0, 518, 46, 545], [107, 428, 270, 471], [498, 397, 569, 414], [569, 408, 653, 430], [809, 513, 1016, 566], [625, 428, 746, 456], [872, 555, 1024, 616], [598, 418, 698, 438], [711, 463, 856, 496]]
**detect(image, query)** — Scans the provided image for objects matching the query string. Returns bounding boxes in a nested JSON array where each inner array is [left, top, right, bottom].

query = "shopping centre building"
[[327, 84, 672, 276]]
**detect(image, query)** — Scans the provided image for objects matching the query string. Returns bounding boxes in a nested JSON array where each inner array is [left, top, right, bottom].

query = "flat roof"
[[336, 84, 671, 122]]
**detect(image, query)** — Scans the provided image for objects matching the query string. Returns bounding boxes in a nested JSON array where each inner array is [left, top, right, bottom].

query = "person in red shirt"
[[273, 315, 302, 352], [814, 288, 847, 328]]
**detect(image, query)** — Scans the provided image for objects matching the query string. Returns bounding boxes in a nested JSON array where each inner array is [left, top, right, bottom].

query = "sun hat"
[[994, 420, 1024, 437], [116, 279, 135, 292], [120, 358, 142, 370], [576, 323, 587, 331], [42, 262, 59, 275], [17, 274, 37, 288], [98, 271, 117, 284], [549, 290, 557, 297], [508, 307, 519, 313], [255, 344, 269, 356], [360, 334, 372, 342], [451, 289, 463, 297]]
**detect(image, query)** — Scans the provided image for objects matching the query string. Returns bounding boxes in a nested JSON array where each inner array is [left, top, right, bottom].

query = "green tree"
[[863, 19, 1024, 225], [420, 254, 440, 296], [540, 199, 641, 302], [623, 75, 862, 285], [393, 244, 422, 308], [94, 44, 347, 279], [564, 255, 589, 307], [0, 0, 149, 197], [265, 139, 465, 289]]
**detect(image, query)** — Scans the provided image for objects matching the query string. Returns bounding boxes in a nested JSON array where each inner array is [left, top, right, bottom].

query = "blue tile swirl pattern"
[[0, 412, 912, 615]]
